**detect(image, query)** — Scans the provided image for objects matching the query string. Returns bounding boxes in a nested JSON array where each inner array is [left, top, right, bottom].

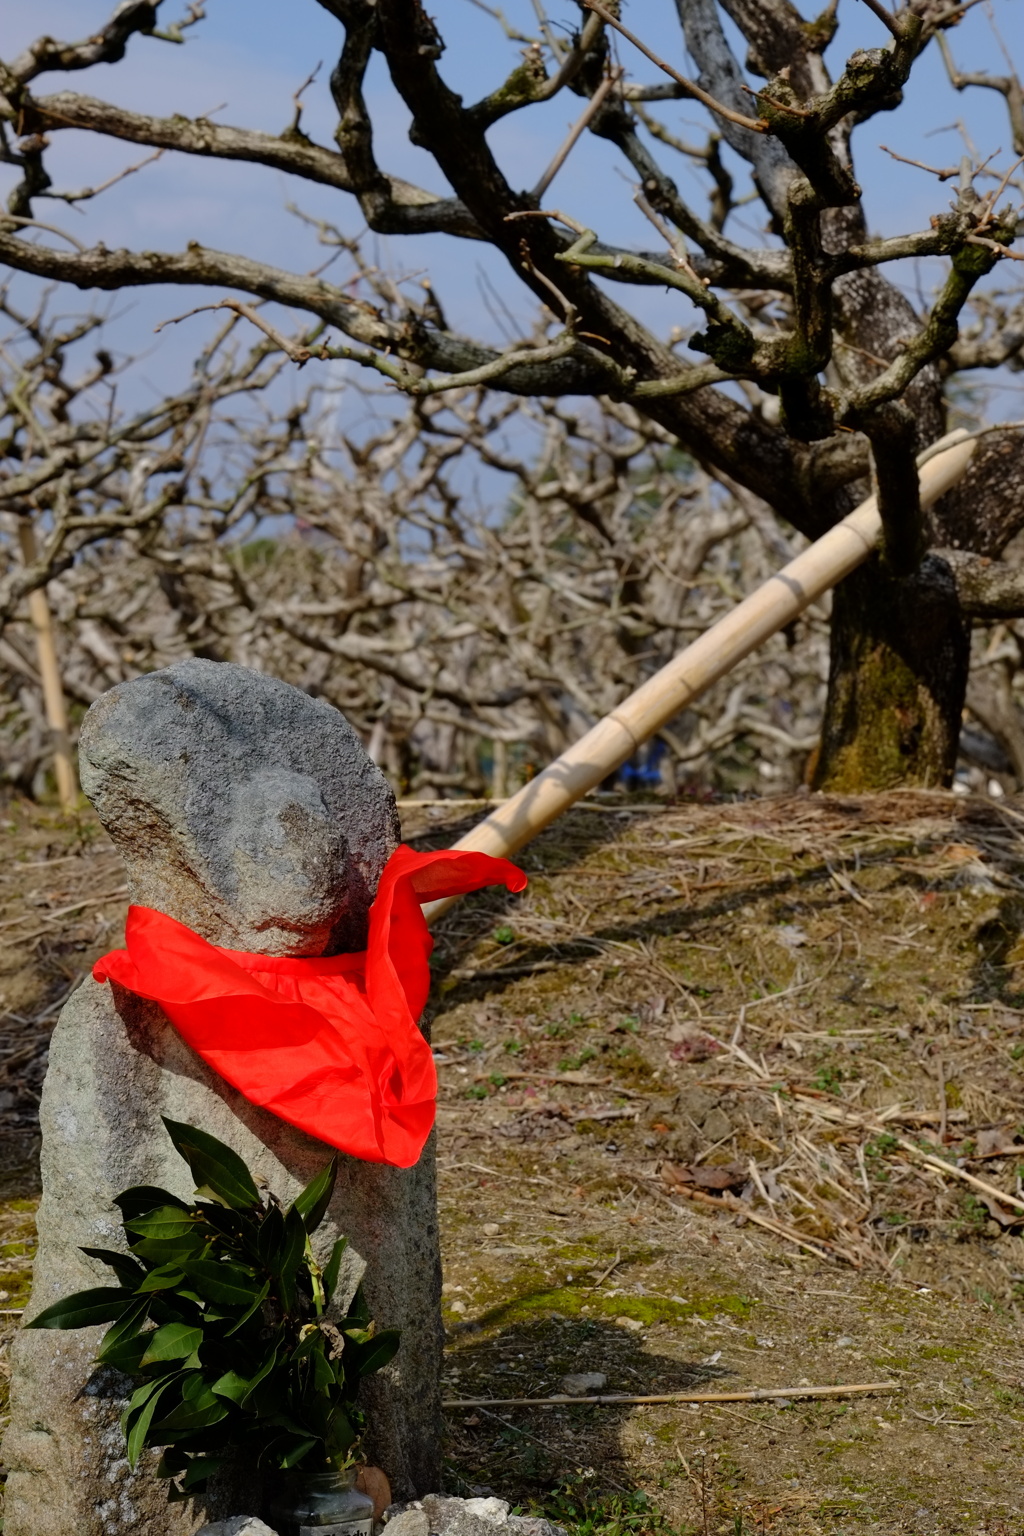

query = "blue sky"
[[2, 0, 1019, 416]]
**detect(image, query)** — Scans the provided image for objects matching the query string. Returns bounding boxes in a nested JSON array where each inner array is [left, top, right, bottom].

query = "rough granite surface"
[[193, 1497, 569, 1536], [2, 660, 443, 1536], [196, 1521, 279, 1536], [388, 1497, 567, 1536]]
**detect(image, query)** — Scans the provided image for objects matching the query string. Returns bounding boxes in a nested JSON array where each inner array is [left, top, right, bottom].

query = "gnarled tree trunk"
[[813, 554, 969, 790]]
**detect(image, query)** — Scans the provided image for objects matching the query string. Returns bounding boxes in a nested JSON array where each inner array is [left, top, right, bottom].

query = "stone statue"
[[2, 659, 443, 1536]]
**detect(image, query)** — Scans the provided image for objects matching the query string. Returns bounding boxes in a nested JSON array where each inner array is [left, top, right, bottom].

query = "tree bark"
[[813, 553, 969, 790]]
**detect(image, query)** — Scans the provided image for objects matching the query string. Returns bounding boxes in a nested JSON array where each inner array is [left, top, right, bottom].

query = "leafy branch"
[[28, 1118, 399, 1495]]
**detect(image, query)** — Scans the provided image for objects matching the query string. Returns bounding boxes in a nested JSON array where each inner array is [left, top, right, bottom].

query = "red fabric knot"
[[93, 844, 526, 1167]]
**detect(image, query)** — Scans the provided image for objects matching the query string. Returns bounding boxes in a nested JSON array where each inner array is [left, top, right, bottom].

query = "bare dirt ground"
[[3, 789, 1024, 1535]]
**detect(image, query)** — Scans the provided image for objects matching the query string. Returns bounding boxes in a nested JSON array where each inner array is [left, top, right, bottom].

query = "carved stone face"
[[79, 658, 400, 955]]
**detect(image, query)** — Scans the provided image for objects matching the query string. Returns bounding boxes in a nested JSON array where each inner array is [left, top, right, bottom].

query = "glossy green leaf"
[[140, 1322, 204, 1367], [322, 1237, 346, 1304], [156, 1446, 189, 1478], [344, 1281, 370, 1330], [98, 1329, 151, 1374], [172, 1288, 206, 1308], [239, 1343, 280, 1409], [181, 1455, 222, 1489], [114, 1184, 189, 1222], [210, 1369, 252, 1404], [79, 1246, 146, 1288], [280, 1205, 307, 1273], [26, 1286, 135, 1331], [178, 1260, 260, 1306], [155, 1381, 229, 1433], [277, 1206, 307, 1315], [123, 1206, 208, 1266], [182, 1367, 213, 1401], [123, 1372, 183, 1458], [256, 1204, 286, 1267], [291, 1327, 321, 1364], [162, 1118, 261, 1210], [127, 1378, 174, 1469], [124, 1373, 168, 1421], [311, 1347, 335, 1393], [96, 1297, 151, 1359], [128, 1234, 208, 1265], [266, 1407, 318, 1438], [137, 1264, 188, 1293], [197, 1204, 248, 1240], [350, 1327, 400, 1378], [224, 1276, 270, 1336], [124, 1207, 201, 1241], [291, 1157, 337, 1236], [243, 1363, 288, 1417], [325, 1406, 357, 1459], [279, 1436, 318, 1469]]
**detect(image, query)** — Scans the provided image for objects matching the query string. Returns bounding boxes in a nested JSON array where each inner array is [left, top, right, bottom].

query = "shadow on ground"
[[441, 1314, 742, 1534]]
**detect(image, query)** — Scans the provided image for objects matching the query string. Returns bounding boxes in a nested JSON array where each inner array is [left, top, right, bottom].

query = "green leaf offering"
[[161, 1119, 262, 1210], [26, 1121, 397, 1498]]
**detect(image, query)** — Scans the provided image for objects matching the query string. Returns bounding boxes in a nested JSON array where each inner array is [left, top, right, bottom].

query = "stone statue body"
[[2, 660, 442, 1536]]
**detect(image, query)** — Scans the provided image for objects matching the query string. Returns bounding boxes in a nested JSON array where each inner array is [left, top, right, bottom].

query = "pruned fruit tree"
[[2, 0, 1023, 791]]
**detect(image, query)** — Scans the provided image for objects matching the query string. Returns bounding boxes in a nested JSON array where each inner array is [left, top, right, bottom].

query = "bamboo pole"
[[425, 430, 975, 921], [17, 520, 78, 810]]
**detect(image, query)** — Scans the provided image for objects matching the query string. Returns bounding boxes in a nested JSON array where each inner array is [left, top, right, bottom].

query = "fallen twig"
[[585, 1249, 621, 1293], [786, 1097, 1024, 1215], [444, 1382, 899, 1409], [657, 1178, 862, 1267], [0, 887, 127, 930], [892, 1135, 1024, 1215]]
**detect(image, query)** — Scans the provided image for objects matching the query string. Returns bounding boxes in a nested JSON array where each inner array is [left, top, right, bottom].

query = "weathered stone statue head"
[[78, 657, 400, 955]]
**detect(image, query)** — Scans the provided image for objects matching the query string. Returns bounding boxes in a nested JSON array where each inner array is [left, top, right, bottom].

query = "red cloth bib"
[[93, 844, 525, 1168]]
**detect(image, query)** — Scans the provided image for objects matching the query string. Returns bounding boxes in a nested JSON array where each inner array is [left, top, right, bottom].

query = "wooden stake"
[[491, 738, 508, 800], [443, 1382, 900, 1409], [424, 431, 975, 921], [17, 521, 77, 810]]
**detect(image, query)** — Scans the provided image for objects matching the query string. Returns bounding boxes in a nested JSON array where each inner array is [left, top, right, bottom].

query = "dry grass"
[[411, 789, 1024, 1534], [4, 789, 1024, 1532]]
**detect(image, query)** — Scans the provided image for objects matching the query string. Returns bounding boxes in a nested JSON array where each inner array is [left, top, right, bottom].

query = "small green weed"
[[532, 1482, 673, 1536], [559, 1047, 597, 1071], [812, 1064, 843, 1094], [958, 1193, 991, 1233]]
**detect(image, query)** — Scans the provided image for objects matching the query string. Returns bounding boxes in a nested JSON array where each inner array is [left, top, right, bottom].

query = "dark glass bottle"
[[267, 1468, 376, 1536]]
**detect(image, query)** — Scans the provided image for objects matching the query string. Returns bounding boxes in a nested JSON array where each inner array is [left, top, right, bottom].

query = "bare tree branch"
[[8, 0, 159, 85]]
